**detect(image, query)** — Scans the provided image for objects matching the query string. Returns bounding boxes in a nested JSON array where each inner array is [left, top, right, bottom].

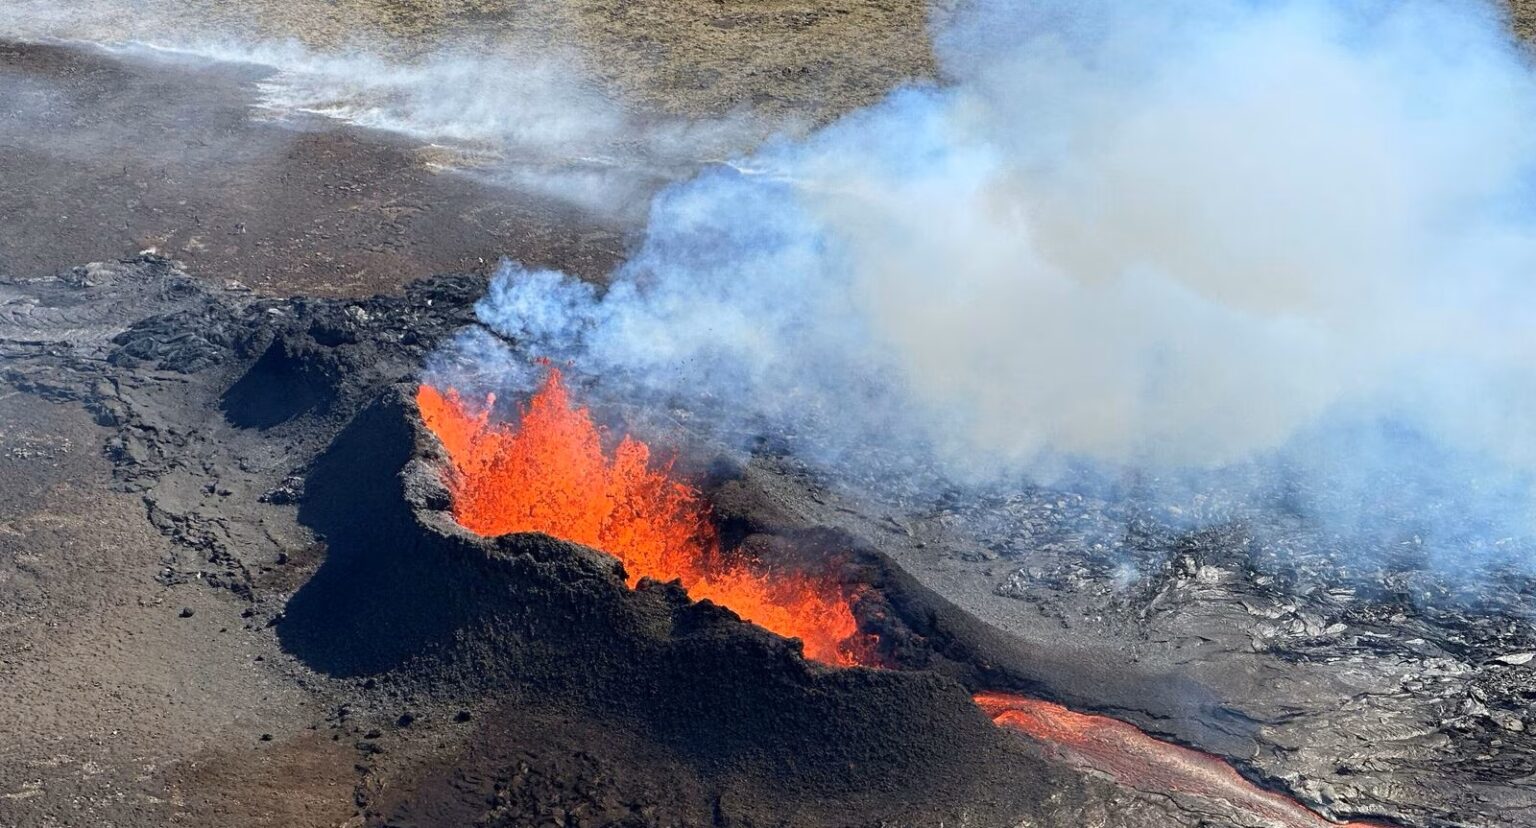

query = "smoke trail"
[[463, 0, 1536, 559], [0, 5, 779, 221], [179, 41, 777, 219]]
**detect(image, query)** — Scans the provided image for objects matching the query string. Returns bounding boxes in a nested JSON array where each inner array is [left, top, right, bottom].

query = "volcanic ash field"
[[4, 3, 1536, 828]]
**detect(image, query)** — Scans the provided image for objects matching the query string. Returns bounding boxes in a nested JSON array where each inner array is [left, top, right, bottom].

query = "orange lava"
[[416, 368, 863, 665], [975, 692, 1384, 828]]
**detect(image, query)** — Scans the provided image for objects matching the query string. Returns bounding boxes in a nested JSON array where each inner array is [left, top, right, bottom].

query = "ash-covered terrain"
[[0, 40, 626, 295], [5, 2, 1536, 827], [0, 255, 1531, 827]]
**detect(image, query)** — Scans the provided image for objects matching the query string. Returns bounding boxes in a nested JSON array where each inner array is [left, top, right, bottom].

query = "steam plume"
[[465, 0, 1536, 558]]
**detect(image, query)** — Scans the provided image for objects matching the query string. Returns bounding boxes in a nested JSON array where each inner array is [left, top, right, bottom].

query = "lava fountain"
[[416, 367, 864, 665]]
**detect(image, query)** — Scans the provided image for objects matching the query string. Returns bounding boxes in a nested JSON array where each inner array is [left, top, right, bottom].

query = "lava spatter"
[[417, 368, 864, 665]]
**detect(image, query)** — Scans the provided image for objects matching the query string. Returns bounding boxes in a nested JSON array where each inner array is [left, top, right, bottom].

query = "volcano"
[[408, 362, 1408, 828], [0, 254, 1532, 827], [281, 381, 1057, 826], [5, 4, 1536, 826]]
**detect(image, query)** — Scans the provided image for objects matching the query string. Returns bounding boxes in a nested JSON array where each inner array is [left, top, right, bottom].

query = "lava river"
[[976, 693, 1383, 827], [418, 368, 1384, 827]]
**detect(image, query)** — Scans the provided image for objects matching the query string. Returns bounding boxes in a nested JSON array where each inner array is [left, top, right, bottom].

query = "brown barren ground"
[[2, 3, 1535, 828]]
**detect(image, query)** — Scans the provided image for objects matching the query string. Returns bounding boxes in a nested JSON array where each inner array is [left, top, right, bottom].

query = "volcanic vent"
[[416, 368, 868, 665], [280, 373, 1073, 826]]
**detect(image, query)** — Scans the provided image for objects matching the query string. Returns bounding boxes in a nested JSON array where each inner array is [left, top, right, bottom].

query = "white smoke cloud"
[[12, 0, 1536, 547], [469, 0, 1536, 546]]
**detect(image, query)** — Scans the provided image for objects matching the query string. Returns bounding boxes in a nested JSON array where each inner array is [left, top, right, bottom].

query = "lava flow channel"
[[416, 368, 864, 665], [976, 692, 1384, 828]]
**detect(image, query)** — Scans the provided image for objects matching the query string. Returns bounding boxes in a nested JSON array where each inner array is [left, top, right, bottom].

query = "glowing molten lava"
[[975, 692, 1384, 828], [416, 368, 863, 665]]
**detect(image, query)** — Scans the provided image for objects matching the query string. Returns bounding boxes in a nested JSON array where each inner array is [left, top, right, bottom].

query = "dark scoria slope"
[[280, 385, 1071, 826]]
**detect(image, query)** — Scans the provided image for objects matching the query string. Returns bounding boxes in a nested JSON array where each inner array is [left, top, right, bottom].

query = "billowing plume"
[[465, 0, 1536, 552]]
